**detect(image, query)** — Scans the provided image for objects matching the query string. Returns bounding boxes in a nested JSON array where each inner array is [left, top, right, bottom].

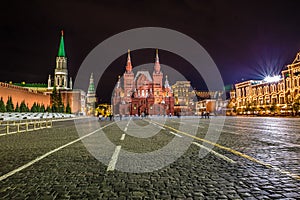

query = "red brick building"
[[113, 50, 174, 116]]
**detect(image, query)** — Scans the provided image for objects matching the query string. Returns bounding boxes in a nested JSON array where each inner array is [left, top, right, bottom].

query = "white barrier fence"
[[0, 119, 53, 135]]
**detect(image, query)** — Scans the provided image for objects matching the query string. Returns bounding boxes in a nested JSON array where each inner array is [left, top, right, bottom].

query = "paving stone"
[[283, 192, 300, 198]]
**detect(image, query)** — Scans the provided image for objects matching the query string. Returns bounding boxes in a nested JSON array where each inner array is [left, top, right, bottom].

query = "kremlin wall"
[[0, 82, 50, 108]]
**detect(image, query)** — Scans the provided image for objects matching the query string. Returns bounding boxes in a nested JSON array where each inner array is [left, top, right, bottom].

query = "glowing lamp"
[[264, 75, 281, 83]]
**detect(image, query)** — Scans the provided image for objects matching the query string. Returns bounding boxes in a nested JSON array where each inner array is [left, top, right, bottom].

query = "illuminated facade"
[[171, 81, 195, 115], [231, 51, 300, 114], [195, 91, 226, 115], [112, 50, 174, 116]]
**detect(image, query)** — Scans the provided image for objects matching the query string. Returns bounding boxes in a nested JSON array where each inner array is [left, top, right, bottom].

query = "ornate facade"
[[113, 50, 174, 116], [231, 51, 300, 114]]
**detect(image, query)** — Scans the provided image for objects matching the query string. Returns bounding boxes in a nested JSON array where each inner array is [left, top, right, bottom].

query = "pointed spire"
[[116, 75, 121, 88], [48, 75, 51, 88], [155, 48, 159, 63], [164, 75, 170, 88], [126, 49, 132, 72], [127, 49, 131, 62], [69, 77, 73, 89], [154, 49, 161, 73], [58, 30, 66, 57], [90, 73, 94, 81]]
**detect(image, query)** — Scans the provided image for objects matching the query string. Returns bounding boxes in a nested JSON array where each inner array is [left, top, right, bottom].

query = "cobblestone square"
[[0, 117, 299, 199]]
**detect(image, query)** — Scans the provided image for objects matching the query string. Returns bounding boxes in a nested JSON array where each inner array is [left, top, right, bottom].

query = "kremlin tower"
[[48, 30, 72, 90]]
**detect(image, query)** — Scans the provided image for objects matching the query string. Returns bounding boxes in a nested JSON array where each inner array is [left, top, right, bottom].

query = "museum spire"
[[125, 49, 132, 72], [154, 49, 161, 73]]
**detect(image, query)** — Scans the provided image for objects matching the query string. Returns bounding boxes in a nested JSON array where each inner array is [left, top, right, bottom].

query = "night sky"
[[2, 1, 300, 102]]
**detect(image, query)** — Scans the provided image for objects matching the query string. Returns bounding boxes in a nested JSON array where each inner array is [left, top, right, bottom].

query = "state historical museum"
[[112, 50, 174, 116]]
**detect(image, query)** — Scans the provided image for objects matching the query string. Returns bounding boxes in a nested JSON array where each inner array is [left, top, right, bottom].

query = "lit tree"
[[50, 86, 65, 113], [51, 86, 58, 112]]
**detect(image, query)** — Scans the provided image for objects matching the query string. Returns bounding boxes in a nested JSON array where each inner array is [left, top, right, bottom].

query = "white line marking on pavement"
[[192, 124, 205, 128], [126, 118, 131, 127], [216, 129, 241, 135], [192, 142, 236, 164], [120, 133, 126, 141], [107, 145, 122, 171], [170, 131, 182, 137], [124, 127, 127, 132], [52, 116, 89, 122], [0, 122, 115, 181], [158, 126, 166, 130]]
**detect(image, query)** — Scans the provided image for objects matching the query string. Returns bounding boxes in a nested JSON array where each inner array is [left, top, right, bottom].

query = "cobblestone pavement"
[[0, 116, 299, 199]]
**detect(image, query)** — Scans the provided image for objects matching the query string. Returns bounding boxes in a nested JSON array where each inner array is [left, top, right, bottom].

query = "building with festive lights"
[[112, 50, 174, 116], [171, 81, 195, 115], [231, 51, 300, 115], [195, 91, 226, 115]]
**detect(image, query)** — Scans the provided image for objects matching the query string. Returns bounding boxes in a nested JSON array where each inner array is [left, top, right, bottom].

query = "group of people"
[[98, 114, 114, 121], [201, 111, 210, 119]]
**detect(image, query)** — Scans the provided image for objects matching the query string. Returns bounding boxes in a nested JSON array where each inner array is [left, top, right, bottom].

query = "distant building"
[[195, 91, 226, 115], [86, 73, 97, 115], [112, 49, 174, 116], [231, 51, 300, 115], [171, 81, 195, 115]]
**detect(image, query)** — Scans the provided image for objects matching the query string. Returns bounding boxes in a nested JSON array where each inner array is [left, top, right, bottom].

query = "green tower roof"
[[88, 73, 95, 94], [58, 30, 66, 57]]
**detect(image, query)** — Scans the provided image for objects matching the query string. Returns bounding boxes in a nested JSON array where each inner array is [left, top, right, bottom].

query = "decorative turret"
[[125, 49, 132, 73], [164, 75, 170, 89], [164, 75, 172, 95], [116, 75, 121, 88], [69, 77, 73, 90]]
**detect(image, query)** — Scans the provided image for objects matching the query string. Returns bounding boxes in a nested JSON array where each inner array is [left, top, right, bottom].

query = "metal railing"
[[0, 119, 52, 135]]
